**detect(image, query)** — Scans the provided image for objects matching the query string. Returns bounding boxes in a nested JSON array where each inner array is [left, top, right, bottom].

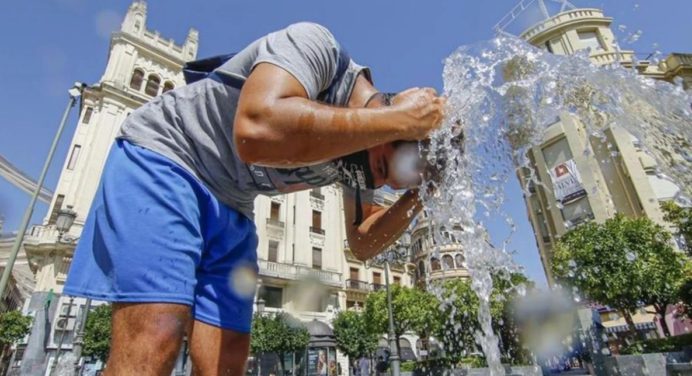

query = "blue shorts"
[[64, 139, 258, 333]]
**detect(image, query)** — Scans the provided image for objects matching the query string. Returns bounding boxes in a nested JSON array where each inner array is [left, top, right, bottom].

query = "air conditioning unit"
[[55, 317, 76, 331]]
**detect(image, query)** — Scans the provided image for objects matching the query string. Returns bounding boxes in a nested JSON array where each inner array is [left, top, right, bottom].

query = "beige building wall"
[[515, 7, 685, 285]]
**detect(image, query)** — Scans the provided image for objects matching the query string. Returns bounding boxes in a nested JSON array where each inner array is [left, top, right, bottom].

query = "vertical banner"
[[548, 159, 587, 203]]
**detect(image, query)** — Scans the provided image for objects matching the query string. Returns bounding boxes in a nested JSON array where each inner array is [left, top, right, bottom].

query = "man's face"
[[365, 94, 424, 190]]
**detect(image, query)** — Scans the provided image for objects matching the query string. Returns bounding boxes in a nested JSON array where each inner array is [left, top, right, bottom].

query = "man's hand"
[[390, 88, 446, 141]]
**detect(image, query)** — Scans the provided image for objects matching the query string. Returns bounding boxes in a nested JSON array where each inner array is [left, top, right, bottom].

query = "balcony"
[[258, 259, 341, 287], [266, 218, 285, 227], [310, 190, 325, 201], [345, 279, 371, 291], [371, 283, 386, 292], [589, 51, 635, 66], [310, 227, 325, 235], [520, 8, 608, 42], [265, 218, 285, 239], [310, 191, 325, 211]]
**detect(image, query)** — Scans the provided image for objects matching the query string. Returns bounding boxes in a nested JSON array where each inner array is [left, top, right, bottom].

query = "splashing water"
[[420, 35, 691, 374]]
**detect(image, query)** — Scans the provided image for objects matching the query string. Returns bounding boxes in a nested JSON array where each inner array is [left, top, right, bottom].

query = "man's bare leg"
[[189, 319, 251, 376], [104, 303, 191, 376]]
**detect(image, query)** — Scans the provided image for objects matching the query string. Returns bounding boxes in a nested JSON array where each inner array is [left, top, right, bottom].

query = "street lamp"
[[0, 82, 86, 303], [367, 235, 411, 376], [56, 205, 77, 241]]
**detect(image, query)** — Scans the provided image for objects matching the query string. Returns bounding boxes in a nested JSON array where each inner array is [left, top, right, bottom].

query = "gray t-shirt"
[[118, 22, 373, 218]]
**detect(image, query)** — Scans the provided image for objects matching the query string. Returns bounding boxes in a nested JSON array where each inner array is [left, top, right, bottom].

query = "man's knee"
[[108, 303, 191, 370], [113, 303, 190, 343]]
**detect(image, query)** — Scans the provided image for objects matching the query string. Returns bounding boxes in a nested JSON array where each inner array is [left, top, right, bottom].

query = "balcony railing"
[[310, 227, 325, 235], [266, 218, 285, 228], [258, 259, 341, 287], [345, 279, 370, 291], [371, 283, 386, 292]]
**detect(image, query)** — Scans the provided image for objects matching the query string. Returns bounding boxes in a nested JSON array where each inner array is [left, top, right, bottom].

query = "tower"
[[18, 2, 197, 373]]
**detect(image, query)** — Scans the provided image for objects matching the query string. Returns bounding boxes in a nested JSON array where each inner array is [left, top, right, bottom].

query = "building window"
[[577, 30, 604, 52], [311, 210, 324, 235], [373, 272, 382, 286], [162, 81, 175, 93], [145, 74, 161, 96], [310, 187, 324, 200], [130, 69, 144, 90], [82, 107, 93, 124], [393, 276, 401, 285], [542, 137, 572, 170], [536, 212, 551, 243], [545, 40, 554, 53], [258, 286, 282, 308], [442, 254, 454, 270], [13, 346, 25, 367], [430, 257, 441, 271], [48, 194, 65, 225], [67, 145, 81, 170], [418, 261, 426, 276], [349, 267, 359, 281], [268, 240, 278, 263], [270, 202, 280, 221], [312, 247, 322, 270], [455, 254, 465, 268], [561, 197, 594, 227], [346, 300, 357, 309]]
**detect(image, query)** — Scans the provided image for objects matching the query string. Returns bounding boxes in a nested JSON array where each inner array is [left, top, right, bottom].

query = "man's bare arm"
[[343, 189, 423, 261], [234, 63, 444, 167]]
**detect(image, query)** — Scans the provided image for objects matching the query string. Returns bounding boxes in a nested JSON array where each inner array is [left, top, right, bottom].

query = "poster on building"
[[547, 159, 587, 204]]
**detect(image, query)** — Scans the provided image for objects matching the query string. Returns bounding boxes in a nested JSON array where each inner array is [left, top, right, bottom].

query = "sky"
[[1, 0, 691, 287]]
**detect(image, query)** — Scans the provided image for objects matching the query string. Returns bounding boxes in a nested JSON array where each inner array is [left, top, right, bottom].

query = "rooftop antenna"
[[494, 0, 577, 36]]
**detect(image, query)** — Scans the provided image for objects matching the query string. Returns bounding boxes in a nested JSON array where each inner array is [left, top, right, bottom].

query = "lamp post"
[[50, 206, 79, 376], [0, 82, 86, 304], [367, 234, 411, 376]]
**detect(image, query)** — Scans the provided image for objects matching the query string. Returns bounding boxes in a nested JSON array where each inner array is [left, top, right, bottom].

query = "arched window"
[[418, 261, 426, 276], [455, 254, 465, 268], [430, 257, 441, 271], [130, 69, 144, 90], [145, 74, 161, 96], [442, 255, 454, 270], [162, 81, 175, 93]]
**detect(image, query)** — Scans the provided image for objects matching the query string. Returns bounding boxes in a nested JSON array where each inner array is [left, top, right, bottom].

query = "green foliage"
[[661, 201, 692, 255], [250, 313, 309, 357], [0, 310, 31, 345], [332, 310, 377, 359], [434, 278, 505, 364], [433, 275, 532, 365], [400, 360, 416, 372], [364, 285, 440, 338], [553, 214, 687, 335], [620, 332, 692, 355], [83, 304, 112, 363]]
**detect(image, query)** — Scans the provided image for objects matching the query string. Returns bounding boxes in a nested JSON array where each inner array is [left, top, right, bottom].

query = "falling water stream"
[[419, 36, 691, 374]]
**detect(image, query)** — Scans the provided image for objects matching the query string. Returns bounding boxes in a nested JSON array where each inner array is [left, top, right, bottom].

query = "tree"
[[433, 274, 533, 366], [332, 310, 377, 359], [661, 201, 691, 255], [83, 304, 113, 363], [0, 310, 31, 376], [0, 310, 31, 345], [553, 214, 687, 338], [250, 312, 309, 375], [364, 285, 440, 340]]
